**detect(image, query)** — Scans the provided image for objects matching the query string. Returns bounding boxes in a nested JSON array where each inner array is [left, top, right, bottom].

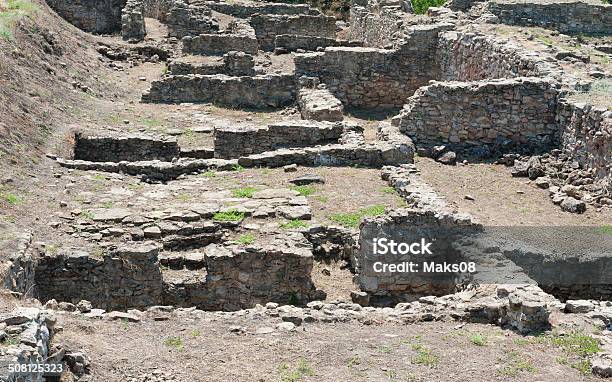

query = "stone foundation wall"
[[391, 78, 560, 155], [74, 132, 180, 162], [201, 235, 318, 310], [274, 34, 362, 52], [142, 0, 175, 21], [2, 233, 36, 298], [558, 100, 612, 193], [46, 0, 127, 33], [166, 0, 219, 38], [213, 120, 346, 159], [487, 0, 612, 35], [250, 14, 337, 51], [349, 0, 413, 47], [121, 0, 146, 42], [142, 74, 296, 108], [34, 243, 164, 310], [203, 1, 320, 18], [436, 31, 554, 81], [294, 25, 446, 110], [182, 34, 258, 55]]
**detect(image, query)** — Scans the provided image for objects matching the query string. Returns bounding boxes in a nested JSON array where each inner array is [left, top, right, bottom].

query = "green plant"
[[191, 330, 201, 338], [548, 331, 600, 358], [470, 334, 487, 346], [291, 185, 316, 196], [329, 205, 385, 228], [497, 351, 536, 376], [598, 225, 612, 236], [3, 192, 22, 205], [202, 171, 217, 178], [232, 164, 245, 172], [280, 219, 309, 229], [213, 210, 245, 222], [232, 187, 257, 198], [0, 0, 39, 40], [164, 336, 184, 350], [571, 359, 592, 375], [411, 343, 439, 367], [380, 186, 396, 194], [79, 210, 95, 220], [177, 193, 192, 202], [236, 233, 255, 245], [101, 201, 113, 209], [278, 358, 314, 382], [1, 336, 19, 346], [138, 117, 162, 128], [411, 0, 446, 14]]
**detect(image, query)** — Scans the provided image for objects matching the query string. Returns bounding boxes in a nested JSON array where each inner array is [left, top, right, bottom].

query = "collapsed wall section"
[[391, 78, 560, 154], [46, 0, 127, 33], [250, 14, 337, 51], [142, 74, 297, 108], [487, 0, 612, 36]]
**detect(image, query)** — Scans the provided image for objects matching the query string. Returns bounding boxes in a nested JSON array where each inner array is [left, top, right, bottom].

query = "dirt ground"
[[54, 314, 599, 382]]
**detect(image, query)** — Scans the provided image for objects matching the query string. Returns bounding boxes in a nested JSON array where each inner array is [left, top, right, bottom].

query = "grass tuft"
[[232, 187, 257, 198], [213, 209, 245, 222], [329, 205, 385, 228], [163, 336, 183, 350], [291, 185, 316, 197], [278, 358, 314, 382], [236, 233, 255, 245], [280, 219, 309, 230]]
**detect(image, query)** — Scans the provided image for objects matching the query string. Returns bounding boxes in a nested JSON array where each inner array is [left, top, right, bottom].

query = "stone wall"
[[2, 233, 36, 298], [121, 0, 146, 42], [170, 52, 254, 76], [182, 34, 259, 55], [201, 235, 318, 310], [294, 25, 446, 110], [349, 0, 413, 47], [74, 132, 180, 162], [166, 0, 219, 38], [213, 120, 347, 159], [274, 34, 362, 53], [46, 0, 127, 33], [557, 100, 612, 193], [487, 0, 612, 35], [203, 1, 320, 18], [142, 74, 296, 108], [391, 78, 560, 155], [436, 31, 555, 81], [142, 0, 175, 21], [250, 14, 337, 51], [35, 243, 164, 310]]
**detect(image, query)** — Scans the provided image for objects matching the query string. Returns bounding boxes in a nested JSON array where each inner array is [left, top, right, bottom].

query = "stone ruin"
[[12, 0, 612, 378]]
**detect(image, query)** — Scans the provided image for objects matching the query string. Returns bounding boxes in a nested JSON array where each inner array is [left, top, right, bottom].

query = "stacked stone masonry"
[[274, 35, 363, 53], [213, 120, 347, 159], [182, 20, 258, 55], [349, 0, 413, 47], [391, 78, 561, 154], [487, 0, 612, 35], [249, 14, 337, 51], [142, 73, 296, 108], [203, 1, 321, 18], [73, 132, 180, 162], [35, 243, 164, 311], [121, 0, 146, 42], [295, 25, 445, 110], [557, 100, 612, 193], [166, 0, 219, 39], [45, 0, 127, 33]]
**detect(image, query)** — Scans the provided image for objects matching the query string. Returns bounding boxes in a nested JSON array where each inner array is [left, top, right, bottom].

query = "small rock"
[[321, 268, 331, 276], [564, 300, 595, 313], [534, 177, 550, 189], [58, 302, 76, 312], [283, 164, 298, 172], [464, 195, 475, 201], [436, 151, 456, 165], [76, 300, 92, 313], [289, 174, 325, 185], [106, 311, 140, 322], [560, 197, 586, 214], [276, 322, 295, 331]]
